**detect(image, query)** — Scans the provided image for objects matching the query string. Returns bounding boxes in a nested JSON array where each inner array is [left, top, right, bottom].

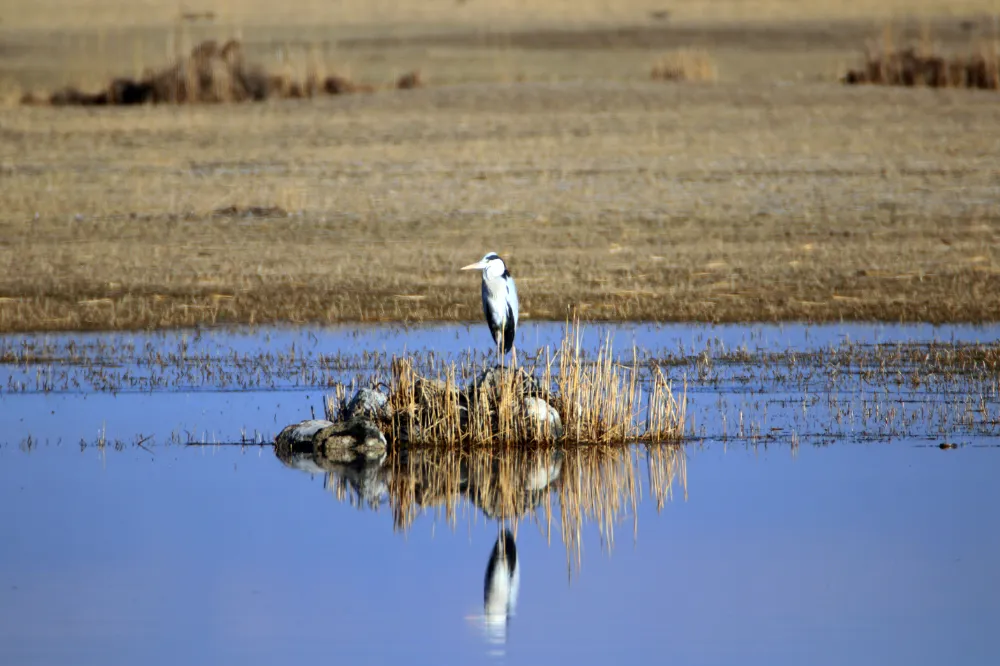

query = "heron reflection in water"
[[482, 528, 520, 652]]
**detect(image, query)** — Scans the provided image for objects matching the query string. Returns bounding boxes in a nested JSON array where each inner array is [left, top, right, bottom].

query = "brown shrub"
[[49, 87, 109, 106], [324, 74, 357, 95], [107, 78, 154, 105], [396, 70, 424, 89], [844, 44, 1000, 89], [19, 91, 47, 106], [29, 39, 397, 107]]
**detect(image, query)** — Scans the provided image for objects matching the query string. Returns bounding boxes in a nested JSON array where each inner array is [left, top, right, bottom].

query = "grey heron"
[[461, 252, 519, 361]]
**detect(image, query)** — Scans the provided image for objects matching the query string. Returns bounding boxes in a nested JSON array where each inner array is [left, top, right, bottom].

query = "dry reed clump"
[[21, 39, 414, 107], [345, 324, 685, 447], [650, 49, 717, 82], [553, 328, 686, 444], [843, 37, 1000, 89]]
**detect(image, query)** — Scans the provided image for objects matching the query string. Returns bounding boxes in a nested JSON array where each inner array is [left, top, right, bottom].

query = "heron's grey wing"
[[499, 277, 518, 353], [506, 276, 519, 329], [482, 280, 504, 343], [502, 305, 516, 353]]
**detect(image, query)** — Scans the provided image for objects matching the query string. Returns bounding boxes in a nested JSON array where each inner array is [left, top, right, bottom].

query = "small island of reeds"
[[276, 323, 686, 457]]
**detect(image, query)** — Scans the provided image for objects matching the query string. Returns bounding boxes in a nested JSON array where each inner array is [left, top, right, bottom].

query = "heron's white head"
[[461, 252, 508, 280]]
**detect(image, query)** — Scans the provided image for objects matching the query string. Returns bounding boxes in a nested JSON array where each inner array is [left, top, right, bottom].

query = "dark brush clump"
[[22, 39, 424, 107], [843, 46, 1000, 89]]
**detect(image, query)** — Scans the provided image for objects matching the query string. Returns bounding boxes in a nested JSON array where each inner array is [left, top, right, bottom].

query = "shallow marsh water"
[[2, 322, 999, 665]]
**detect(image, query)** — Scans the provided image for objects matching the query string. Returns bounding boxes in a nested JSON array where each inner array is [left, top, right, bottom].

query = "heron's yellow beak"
[[461, 261, 487, 271]]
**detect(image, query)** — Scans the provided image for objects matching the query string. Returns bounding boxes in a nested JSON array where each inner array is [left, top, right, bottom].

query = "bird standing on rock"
[[462, 252, 519, 363]]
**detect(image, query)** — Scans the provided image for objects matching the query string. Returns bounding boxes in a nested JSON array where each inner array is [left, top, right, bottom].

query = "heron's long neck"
[[483, 274, 506, 301]]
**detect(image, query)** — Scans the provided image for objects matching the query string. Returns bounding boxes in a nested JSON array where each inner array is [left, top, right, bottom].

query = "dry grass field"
[[1, 1, 999, 330]]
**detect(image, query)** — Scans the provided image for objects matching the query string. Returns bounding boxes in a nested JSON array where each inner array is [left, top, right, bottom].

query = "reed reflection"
[[274, 440, 686, 571], [275, 440, 683, 657]]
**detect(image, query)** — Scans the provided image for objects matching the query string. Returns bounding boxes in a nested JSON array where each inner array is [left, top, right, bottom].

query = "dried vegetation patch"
[[650, 49, 717, 82], [844, 25, 1000, 88], [325, 326, 685, 447], [3, 12, 1000, 329], [19, 39, 421, 106]]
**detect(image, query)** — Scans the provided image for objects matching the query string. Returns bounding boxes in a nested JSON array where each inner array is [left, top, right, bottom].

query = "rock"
[[345, 387, 392, 422], [415, 377, 458, 405], [395, 418, 422, 445], [314, 417, 387, 463], [521, 396, 563, 439], [466, 366, 543, 404], [275, 419, 334, 448], [274, 416, 387, 465]]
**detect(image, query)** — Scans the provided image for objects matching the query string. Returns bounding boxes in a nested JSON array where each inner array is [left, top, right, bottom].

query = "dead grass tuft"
[[30, 39, 387, 106], [844, 27, 1000, 89], [650, 49, 717, 82], [3, 80, 1000, 330]]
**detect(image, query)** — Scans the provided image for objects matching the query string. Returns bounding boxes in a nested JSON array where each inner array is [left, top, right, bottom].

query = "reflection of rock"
[[407, 448, 563, 522], [471, 450, 563, 521], [274, 427, 390, 509], [483, 529, 520, 647]]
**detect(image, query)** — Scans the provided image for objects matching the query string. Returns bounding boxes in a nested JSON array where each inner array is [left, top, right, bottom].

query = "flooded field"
[[2, 322, 999, 664]]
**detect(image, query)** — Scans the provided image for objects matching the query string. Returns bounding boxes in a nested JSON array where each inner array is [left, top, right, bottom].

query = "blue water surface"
[[1, 323, 998, 665]]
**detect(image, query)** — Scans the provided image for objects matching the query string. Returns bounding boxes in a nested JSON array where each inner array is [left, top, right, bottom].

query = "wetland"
[[2, 322, 998, 664], [3, 2, 1000, 662]]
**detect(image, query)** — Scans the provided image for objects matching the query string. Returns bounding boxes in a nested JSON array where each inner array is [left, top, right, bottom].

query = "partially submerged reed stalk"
[[554, 328, 685, 443], [374, 323, 685, 446]]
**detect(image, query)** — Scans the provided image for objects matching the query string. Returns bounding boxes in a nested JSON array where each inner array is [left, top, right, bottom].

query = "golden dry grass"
[[2, 2, 997, 95], [371, 324, 684, 446], [2, 0, 996, 30], [651, 49, 718, 81], [2, 5, 1000, 330], [2, 78, 1000, 330]]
